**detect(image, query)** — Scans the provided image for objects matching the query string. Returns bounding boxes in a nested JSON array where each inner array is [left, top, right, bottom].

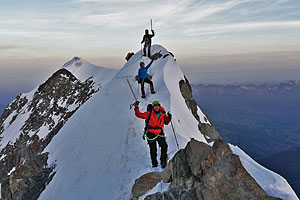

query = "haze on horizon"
[[0, 0, 300, 94]]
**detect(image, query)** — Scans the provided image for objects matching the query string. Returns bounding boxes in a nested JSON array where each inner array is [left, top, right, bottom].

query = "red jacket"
[[135, 106, 171, 135]]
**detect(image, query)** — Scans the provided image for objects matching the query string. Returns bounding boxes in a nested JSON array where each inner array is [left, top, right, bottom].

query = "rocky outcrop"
[[179, 77, 220, 142], [0, 68, 100, 200], [1, 153, 54, 200], [142, 139, 281, 200], [132, 172, 162, 200], [0, 94, 28, 134]]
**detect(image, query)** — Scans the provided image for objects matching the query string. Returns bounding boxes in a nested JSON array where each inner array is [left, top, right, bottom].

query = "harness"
[[143, 109, 164, 141]]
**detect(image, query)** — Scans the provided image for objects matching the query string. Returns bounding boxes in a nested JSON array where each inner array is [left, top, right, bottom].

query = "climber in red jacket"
[[133, 100, 172, 168]]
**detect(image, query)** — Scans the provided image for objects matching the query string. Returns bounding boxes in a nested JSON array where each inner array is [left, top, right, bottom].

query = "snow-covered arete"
[[38, 45, 297, 200]]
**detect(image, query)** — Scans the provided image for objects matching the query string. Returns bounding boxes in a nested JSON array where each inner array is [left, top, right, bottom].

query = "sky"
[[0, 0, 300, 96]]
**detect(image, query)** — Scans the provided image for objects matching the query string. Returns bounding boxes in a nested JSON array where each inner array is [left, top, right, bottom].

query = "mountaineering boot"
[[152, 160, 158, 168], [141, 89, 146, 98], [161, 160, 167, 169], [150, 85, 155, 94]]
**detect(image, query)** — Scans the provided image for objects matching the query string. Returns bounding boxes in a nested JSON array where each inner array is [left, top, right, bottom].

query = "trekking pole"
[[170, 120, 179, 149], [127, 79, 138, 109], [150, 19, 153, 31]]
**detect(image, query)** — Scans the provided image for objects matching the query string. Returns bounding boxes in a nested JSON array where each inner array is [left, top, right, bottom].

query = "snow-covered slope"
[[38, 45, 207, 200], [62, 56, 117, 85], [37, 45, 297, 200]]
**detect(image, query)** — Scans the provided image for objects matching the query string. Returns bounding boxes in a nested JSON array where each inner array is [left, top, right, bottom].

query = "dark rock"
[[212, 139, 232, 160], [132, 172, 162, 199], [2, 153, 54, 200], [145, 185, 197, 200], [198, 123, 220, 143], [162, 150, 194, 189], [0, 94, 28, 133], [179, 76, 221, 143], [185, 139, 216, 178]]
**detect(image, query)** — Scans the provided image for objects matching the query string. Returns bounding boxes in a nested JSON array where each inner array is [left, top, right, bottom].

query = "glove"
[[133, 101, 140, 108], [142, 134, 145, 140], [167, 112, 172, 119]]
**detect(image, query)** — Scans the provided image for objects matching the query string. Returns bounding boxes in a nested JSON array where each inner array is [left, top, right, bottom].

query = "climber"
[[137, 60, 155, 98], [133, 100, 172, 168], [141, 29, 155, 58]]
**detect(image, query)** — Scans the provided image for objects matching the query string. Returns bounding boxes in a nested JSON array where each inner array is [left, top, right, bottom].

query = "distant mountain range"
[[193, 80, 300, 94], [192, 80, 300, 198]]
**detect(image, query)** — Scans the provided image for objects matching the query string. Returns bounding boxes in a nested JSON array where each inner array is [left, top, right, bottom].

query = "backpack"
[[150, 51, 162, 60], [125, 52, 134, 61], [145, 104, 153, 131]]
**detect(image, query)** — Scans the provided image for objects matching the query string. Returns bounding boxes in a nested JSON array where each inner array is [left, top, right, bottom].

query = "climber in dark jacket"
[[133, 100, 172, 168], [141, 29, 155, 58], [138, 60, 155, 98]]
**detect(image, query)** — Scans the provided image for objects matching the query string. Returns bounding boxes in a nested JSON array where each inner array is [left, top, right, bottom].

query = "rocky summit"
[[133, 139, 282, 200]]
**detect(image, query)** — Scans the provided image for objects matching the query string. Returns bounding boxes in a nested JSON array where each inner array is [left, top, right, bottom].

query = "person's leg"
[[143, 45, 146, 56], [148, 140, 158, 167], [157, 136, 168, 168], [147, 45, 151, 58], [144, 78, 155, 93], [141, 79, 146, 98]]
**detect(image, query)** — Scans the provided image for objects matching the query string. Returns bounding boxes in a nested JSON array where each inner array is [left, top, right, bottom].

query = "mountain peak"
[[0, 44, 297, 200], [62, 56, 81, 68]]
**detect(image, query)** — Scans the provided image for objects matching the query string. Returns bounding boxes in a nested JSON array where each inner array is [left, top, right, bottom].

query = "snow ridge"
[[39, 45, 207, 200], [38, 45, 297, 200]]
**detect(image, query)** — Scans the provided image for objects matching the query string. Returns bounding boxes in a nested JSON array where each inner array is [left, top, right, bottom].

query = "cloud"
[[83, 13, 133, 27], [0, 45, 20, 50], [74, 0, 148, 2], [184, 21, 300, 36], [67, 0, 263, 29], [0, 29, 79, 41], [177, 0, 264, 23]]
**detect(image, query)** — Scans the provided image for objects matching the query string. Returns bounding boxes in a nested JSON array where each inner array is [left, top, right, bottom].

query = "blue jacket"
[[138, 60, 153, 80]]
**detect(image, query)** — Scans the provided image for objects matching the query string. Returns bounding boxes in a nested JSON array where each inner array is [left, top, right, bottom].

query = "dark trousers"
[[143, 44, 151, 57], [141, 78, 154, 95], [147, 134, 168, 165]]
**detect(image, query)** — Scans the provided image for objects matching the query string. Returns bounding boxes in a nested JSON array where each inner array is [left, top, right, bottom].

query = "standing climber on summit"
[[141, 29, 155, 58], [133, 100, 172, 168], [138, 59, 155, 98]]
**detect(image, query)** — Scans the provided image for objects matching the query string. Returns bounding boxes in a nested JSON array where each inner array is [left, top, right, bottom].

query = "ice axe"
[[127, 79, 139, 109]]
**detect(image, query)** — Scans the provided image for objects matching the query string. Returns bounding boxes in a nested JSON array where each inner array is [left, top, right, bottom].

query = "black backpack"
[[144, 104, 153, 133]]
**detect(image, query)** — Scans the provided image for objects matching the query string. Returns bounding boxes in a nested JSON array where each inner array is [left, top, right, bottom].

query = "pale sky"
[[0, 0, 300, 93]]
